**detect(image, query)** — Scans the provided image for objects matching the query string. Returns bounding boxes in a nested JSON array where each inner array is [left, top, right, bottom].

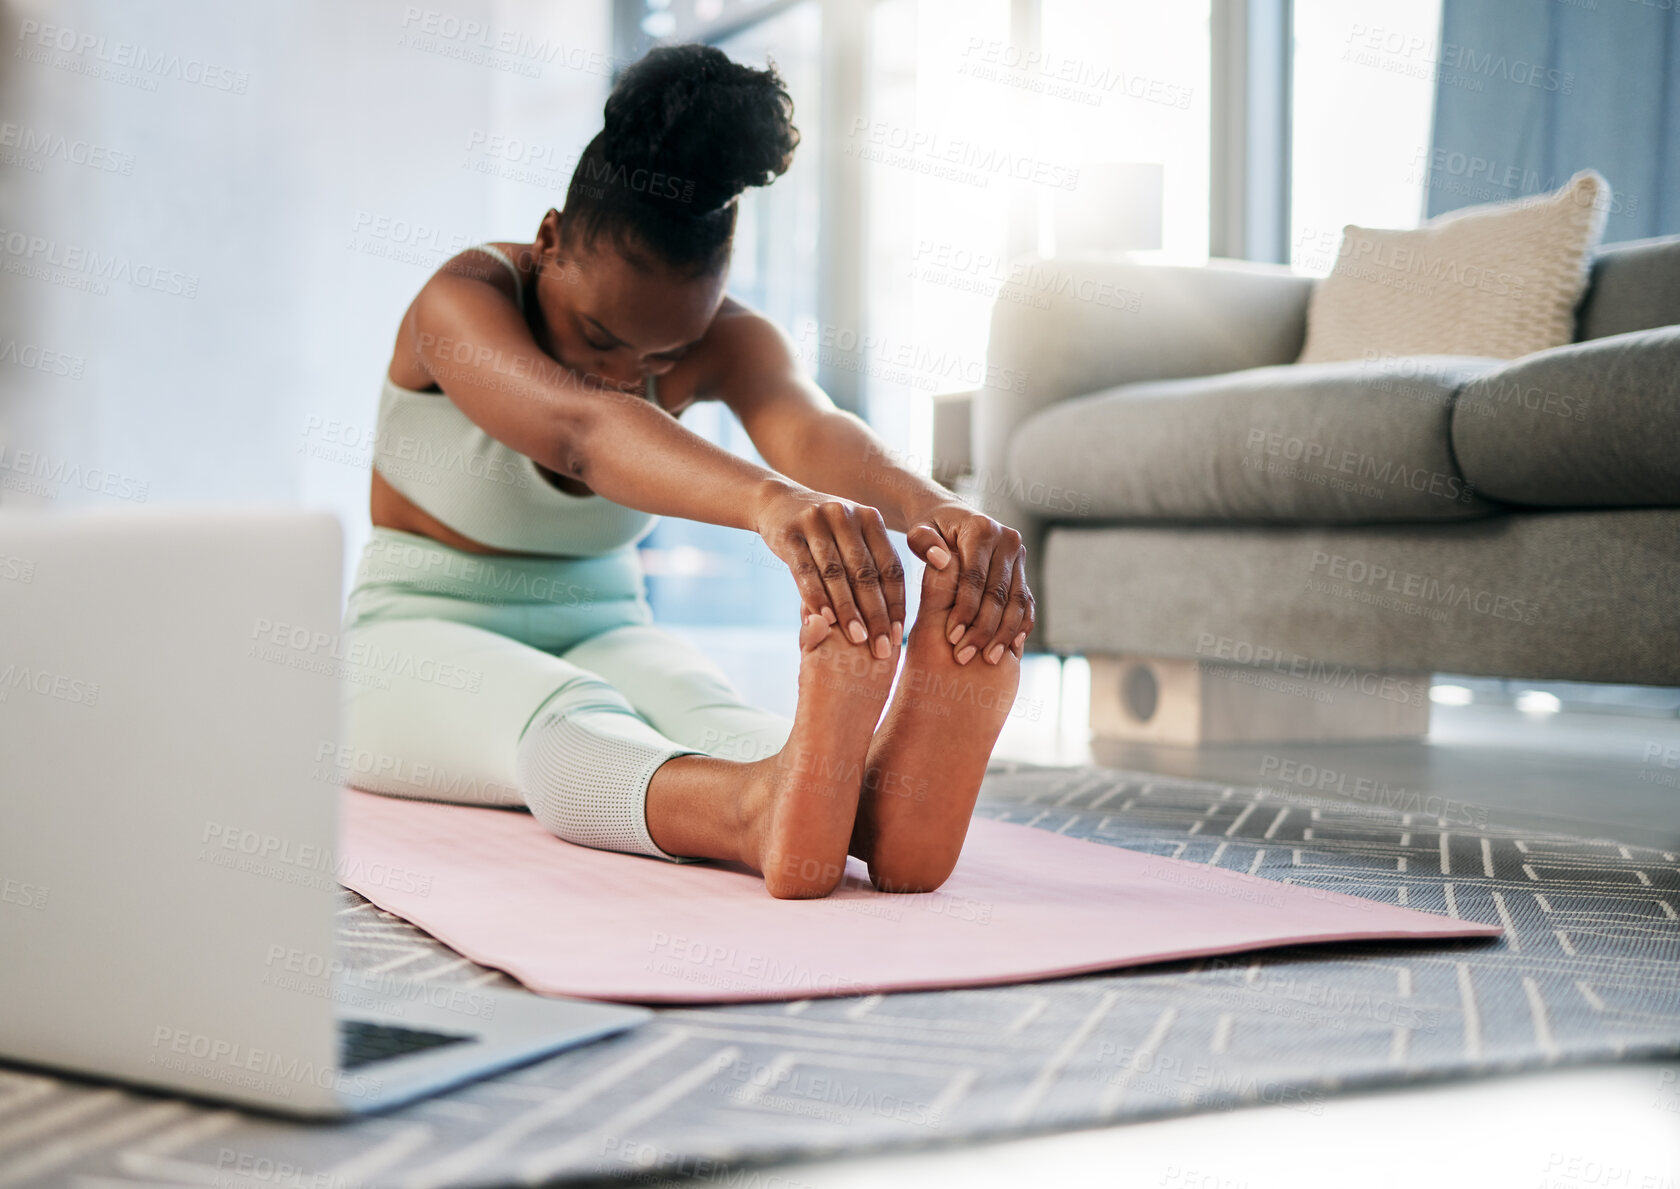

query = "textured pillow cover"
[[1297, 169, 1610, 364]]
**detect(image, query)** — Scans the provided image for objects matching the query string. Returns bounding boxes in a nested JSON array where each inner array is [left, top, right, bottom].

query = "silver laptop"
[[0, 504, 651, 1118]]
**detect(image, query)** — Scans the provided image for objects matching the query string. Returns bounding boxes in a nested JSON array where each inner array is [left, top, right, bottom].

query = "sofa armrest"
[[973, 257, 1316, 610], [1576, 233, 1680, 342], [1452, 324, 1680, 507]]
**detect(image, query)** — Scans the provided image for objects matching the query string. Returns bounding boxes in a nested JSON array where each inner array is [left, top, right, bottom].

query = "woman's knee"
[[514, 705, 697, 861]]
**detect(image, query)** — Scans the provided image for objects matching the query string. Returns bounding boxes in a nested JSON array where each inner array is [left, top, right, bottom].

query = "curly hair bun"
[[600, 44, 799, 215]]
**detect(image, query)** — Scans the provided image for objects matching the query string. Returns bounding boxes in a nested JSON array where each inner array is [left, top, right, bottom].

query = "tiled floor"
[[664, 625, 1680, 1187]]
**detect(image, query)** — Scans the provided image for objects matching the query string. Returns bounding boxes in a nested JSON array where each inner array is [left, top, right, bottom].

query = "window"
[[1290, 0, 1444, 274], [1038, 0, 1212, 265], [860, 0, 1211, 485], [860, 0, 1013, 474]]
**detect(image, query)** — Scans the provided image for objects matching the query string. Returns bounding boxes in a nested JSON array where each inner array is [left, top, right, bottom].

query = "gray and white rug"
[[3, 763, 1677, 1188]]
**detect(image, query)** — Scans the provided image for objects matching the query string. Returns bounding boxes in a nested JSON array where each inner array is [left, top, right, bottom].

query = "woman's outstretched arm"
[[402, 266, 906, 655], [712, 313, 1035, 666]]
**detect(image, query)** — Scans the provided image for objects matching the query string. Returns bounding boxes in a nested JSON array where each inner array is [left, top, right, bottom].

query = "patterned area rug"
[[4, 762, 1677, 1188]]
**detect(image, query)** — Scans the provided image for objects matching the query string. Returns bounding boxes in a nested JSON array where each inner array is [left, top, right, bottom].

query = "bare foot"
[[737, 612, 898, 898], [849, 560, 1021, 892]]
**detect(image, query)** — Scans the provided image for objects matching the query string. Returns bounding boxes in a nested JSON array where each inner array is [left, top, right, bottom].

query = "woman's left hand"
[[904, 500, 1035, 665]]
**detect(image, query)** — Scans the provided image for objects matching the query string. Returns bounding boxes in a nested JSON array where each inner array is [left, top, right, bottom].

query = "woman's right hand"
[[753, 481, 905, 660]]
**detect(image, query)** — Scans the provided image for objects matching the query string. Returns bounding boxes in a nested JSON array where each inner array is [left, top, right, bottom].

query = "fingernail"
[[821, 607, 837, 625], [847, 620, 868, 644], [947, 623, 965, 645], [891, 621, 903, 645], [929, 545, 951, 568], [872, 635, 890, 659], [1014, 632, 1026, 652], [985, 643, 1005, 664], [956, 645, 977, 666]]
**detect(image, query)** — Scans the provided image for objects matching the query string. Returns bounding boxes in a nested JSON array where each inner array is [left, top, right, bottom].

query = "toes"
[[797, 611, 832, 652], [918, 554, 962, 616]]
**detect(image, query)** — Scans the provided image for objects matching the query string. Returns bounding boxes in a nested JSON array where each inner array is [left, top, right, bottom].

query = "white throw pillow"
[[1297, 169, 1610, 364]]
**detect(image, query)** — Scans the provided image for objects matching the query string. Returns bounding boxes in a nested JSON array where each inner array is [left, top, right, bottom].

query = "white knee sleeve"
[[515, 708, 704, 863]]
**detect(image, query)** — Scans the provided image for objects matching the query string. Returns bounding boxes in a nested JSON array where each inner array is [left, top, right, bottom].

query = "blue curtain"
[[1427, 0, 1680, 243]]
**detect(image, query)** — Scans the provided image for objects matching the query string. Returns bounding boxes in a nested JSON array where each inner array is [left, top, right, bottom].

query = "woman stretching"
[[342, 44, 1033, 899]]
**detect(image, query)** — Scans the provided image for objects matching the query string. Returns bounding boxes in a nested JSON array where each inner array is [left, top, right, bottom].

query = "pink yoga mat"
[[338, 789, 1500, 1004]]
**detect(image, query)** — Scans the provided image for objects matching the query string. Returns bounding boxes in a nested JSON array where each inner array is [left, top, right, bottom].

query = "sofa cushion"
[[1039, 511, 1680, 686], [1452, 326, 1680, 507], [1576, 235, 1680, 342], [1297, 170, 1608, 364], [1006, 355, 1504, 525]]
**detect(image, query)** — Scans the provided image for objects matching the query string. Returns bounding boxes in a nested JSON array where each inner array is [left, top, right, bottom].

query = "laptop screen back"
[[0, 506, 348, 1112]]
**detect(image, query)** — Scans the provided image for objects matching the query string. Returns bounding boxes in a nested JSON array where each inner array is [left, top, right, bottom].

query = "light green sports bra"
[[372, 243, 660, 557]]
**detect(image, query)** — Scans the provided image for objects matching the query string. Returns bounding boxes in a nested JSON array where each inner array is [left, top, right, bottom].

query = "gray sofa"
[[934, 234, 1680, 687]]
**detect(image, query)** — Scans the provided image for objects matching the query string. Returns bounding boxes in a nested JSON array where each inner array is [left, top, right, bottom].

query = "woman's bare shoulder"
[[705, 296, 803, 361], [387, 242, 523, 389], [436, 241, 525, 301]]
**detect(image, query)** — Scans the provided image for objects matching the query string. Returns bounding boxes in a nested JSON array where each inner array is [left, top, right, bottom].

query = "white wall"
[[0, 0, 612, 593]]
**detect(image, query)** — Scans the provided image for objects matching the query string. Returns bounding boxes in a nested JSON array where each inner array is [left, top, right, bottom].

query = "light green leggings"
[[338, 528, 793, 862]]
